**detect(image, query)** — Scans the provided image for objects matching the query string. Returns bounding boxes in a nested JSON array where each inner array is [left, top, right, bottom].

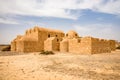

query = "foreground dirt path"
[[0, 51, 120, 80]]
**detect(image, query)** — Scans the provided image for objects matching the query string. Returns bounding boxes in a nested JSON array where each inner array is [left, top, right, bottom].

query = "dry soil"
[[0, 50, 120, 80]]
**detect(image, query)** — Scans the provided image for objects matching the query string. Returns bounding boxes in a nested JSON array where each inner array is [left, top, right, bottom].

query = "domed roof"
[[66, 30, 79, 39]]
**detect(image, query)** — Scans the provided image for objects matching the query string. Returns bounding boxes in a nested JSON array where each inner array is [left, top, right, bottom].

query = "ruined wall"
[[44, 37, 53, 51], [11, 35, 22, 51], [38, 27, 64, 51], [11, 26, 116, 53], [14, 36, 38, 52], [91, 39, 111, 54], [16, 27, 39, 52], [16, 41, 24, 52], [68, 37, 92, 54], [109, 40, 116, 51], [68, 37, 112, 54], [60, 39, 68, 52], [44, 37, 60, 51], [11, 41, 16, 51], [23, 41, 38, 52], [11, 26, 64, 52]]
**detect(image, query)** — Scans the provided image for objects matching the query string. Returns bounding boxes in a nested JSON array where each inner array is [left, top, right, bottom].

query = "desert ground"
[[0, 50, 120, 80]]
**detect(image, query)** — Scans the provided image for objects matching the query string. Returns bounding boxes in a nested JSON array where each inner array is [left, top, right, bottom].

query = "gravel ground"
[[0, 50, 120, 80]]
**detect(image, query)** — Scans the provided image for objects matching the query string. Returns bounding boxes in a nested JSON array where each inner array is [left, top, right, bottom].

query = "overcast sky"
[[0, 0, 120, 44]]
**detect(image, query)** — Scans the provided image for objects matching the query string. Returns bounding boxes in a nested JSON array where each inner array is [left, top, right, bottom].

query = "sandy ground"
[[0, 51, 120, 80]]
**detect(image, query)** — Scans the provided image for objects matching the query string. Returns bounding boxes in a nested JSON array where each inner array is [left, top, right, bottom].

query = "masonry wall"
[[12, 27, 64, 52], [52, 38, 60, 51], [11, 41, 16, 51], [11, 26, 116, 53], [91, 39, 111, 54], [60, 39, 68, 52], [44, 38, 53, 51], [69, 37, 92, 54], [109, 40, 116, 51], [11, 35, 22, 52], [44, 37, 60, 51], [23, 41, 38, 52], [38, 29, 64, 51], [16, 41, 24, 52], [38, 30, 48, 51]]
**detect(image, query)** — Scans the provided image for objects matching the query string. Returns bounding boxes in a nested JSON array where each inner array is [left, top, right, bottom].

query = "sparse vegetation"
[[40, 50, 54, 55], [116, 46, 120, 49], [1, 45, 11, 51]]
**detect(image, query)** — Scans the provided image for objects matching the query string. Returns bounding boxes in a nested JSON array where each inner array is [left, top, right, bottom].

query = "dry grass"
[[0, 50, 120, 80]]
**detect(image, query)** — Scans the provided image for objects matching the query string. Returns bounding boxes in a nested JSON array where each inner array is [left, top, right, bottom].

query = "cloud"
[[73, 23, 120, 41], [94, 0, 120, 15], [0, 0, 79, 20], [0, 18, 19, 24], [0, 0, 120, 20]]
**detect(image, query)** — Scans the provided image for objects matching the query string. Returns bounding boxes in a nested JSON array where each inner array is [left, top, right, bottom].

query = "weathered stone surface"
[[11, 26, 116, 54]]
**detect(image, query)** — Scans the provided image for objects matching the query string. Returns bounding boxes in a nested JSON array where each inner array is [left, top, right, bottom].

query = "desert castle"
[[11, 26, 116, 54]]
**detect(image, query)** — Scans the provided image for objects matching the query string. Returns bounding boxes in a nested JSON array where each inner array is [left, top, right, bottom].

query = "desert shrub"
[[1, 46, 11, 51], [116, 46, 120, 49], [40, 51, 54, 55]]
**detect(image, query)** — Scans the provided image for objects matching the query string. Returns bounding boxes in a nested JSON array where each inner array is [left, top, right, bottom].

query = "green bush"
[[40, 50, 54, 55], [1, 46, 11, 51]]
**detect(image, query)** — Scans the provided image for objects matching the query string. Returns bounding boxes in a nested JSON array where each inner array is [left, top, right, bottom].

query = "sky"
[[0, 0, 120, 44]]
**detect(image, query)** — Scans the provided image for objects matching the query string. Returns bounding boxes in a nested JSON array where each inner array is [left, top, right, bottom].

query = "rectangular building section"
[[11, 26, 116, 54]]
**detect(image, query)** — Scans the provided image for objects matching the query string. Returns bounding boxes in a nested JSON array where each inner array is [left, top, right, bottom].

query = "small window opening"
[[56, 35, 57, 37], [48, 34, 50, 38], [78, 39, 80, 43], [57, 39, 59, 42], [66, 34, 68, 36], [75, 34, 77, 36]]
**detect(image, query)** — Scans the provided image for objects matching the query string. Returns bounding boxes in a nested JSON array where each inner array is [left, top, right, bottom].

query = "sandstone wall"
[[11, 35, 23, 51], [37, 27, 64, 51], [23, 41, 38, 52], [69, 37, 92, 54], [44, 37, 60, 51], [109, 40, 116, 51], [91, 39, 111, 54], [11, 41, 16, 51], [60, 39, 68, 52], [11, 26, 64, 52], [11, 26, 116, 53]]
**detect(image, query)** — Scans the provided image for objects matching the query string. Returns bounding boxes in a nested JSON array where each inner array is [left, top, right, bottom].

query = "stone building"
[[11, 26, 116, 54]]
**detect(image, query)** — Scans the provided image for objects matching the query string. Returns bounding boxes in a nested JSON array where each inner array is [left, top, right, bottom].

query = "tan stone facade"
[[11, 26, 116, 54]]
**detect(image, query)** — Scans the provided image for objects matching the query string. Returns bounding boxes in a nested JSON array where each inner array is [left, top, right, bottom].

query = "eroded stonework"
[[11, 26, 116, 54]]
